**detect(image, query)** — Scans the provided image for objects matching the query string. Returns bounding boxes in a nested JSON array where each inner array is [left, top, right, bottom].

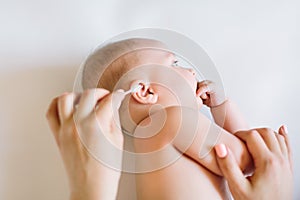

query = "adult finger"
[[76, 88, 110, 119], [215, 144, 250, 197], [46, 97, 60, 136], [277, 126, 288, 157], [235, 130, 270, 162], [255, 128, 281, 155], [279, 125, 293, 172], [57, 93, 75, 124], [95, 90, 126, 120]]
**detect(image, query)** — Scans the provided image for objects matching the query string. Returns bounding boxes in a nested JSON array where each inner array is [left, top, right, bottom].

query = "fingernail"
[[283, 125, 288, 134], [215, 144, 227, 158]]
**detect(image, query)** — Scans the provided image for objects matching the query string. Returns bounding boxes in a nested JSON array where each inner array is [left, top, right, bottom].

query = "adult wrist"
[[69, 170, 121, 200]]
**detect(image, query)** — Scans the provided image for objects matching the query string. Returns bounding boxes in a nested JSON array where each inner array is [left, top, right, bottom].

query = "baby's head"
[[82, 38, 201, 117], [82, 38, 168, 91]]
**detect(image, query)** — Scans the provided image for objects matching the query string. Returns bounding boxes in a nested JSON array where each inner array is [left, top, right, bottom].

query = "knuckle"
[[58, 94, 69, 105], [59, 92, 71, 100], [52, 96, 59, 103], [265, 154, 292, 176], [265, 155, 280, 168], [80, 116, 98, 130], [248, 130, 259, 139], [261, 127, 273, 134], [265, 158, 274, 168], [248, 130, 256, 135], [278, 155, 286, 163]]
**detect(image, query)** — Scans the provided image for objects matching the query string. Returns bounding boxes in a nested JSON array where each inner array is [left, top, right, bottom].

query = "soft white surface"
[[0, 0, 299, 199]]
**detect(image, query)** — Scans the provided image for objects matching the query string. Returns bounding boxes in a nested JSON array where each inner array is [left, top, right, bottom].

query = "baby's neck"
[[119, 99, 149, 135], [119, 98, 165, 135]]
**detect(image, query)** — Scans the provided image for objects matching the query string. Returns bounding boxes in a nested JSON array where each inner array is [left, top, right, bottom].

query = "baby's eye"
[[172, 60, 179, 67]]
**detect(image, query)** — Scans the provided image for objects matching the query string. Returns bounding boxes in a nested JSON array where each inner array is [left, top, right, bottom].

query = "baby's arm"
[[133, 106, 252, 176], [210, 100, 249, 133], [167, 107, 252, 176]]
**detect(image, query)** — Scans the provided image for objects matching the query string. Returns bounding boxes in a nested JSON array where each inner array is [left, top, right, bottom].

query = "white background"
[[0, 0, 299, 199]]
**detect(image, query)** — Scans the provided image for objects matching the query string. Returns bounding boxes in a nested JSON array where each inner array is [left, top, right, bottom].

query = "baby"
[[82, 38, 252, 199]]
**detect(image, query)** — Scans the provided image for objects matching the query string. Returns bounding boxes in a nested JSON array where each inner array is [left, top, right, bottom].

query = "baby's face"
[[123, 48, 202, 108], [130, 49, 197, 92]]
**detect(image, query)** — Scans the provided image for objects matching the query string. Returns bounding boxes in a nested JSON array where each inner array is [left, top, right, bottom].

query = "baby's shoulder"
[[137, 106, 201, 135], [133, 106, 209, 152], [133, 106, 182, 138], [148, 106, 200, 118]]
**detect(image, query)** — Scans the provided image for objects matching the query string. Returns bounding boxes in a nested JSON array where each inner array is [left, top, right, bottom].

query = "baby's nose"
[[187, 68, 196, 76]]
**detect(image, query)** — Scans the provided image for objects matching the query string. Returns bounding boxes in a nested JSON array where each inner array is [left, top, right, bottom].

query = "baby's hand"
[[196, 80, 226, 108]]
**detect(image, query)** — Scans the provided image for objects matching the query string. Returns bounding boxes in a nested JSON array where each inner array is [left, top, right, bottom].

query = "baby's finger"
[[76, 88, 110, 119], [58, 93, 75, 124], [46, 97, 60, 135], [200, 93, 208, 99], [198, 80, 212, 86], [196, 85, 209, 97]]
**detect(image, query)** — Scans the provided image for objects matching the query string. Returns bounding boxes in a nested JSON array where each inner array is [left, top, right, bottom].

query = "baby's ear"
[[130, 81, 158, 104]]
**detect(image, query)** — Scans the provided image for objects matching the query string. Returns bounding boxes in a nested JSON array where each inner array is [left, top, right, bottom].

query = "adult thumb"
[[215, 144, 249, 196], [113, 89, 126, 109], [95, 89, 126, 120]]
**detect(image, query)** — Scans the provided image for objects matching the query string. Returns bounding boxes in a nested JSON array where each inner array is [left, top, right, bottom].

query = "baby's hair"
[[82, 38, 166, 91]]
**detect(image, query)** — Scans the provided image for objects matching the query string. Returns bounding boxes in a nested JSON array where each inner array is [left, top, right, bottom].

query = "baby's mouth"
[[195, 82, 199, 96]]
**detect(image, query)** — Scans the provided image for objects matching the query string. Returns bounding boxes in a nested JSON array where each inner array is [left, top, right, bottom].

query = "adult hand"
[[215, 126, 293, 200], [46, 89, 126, 200]]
